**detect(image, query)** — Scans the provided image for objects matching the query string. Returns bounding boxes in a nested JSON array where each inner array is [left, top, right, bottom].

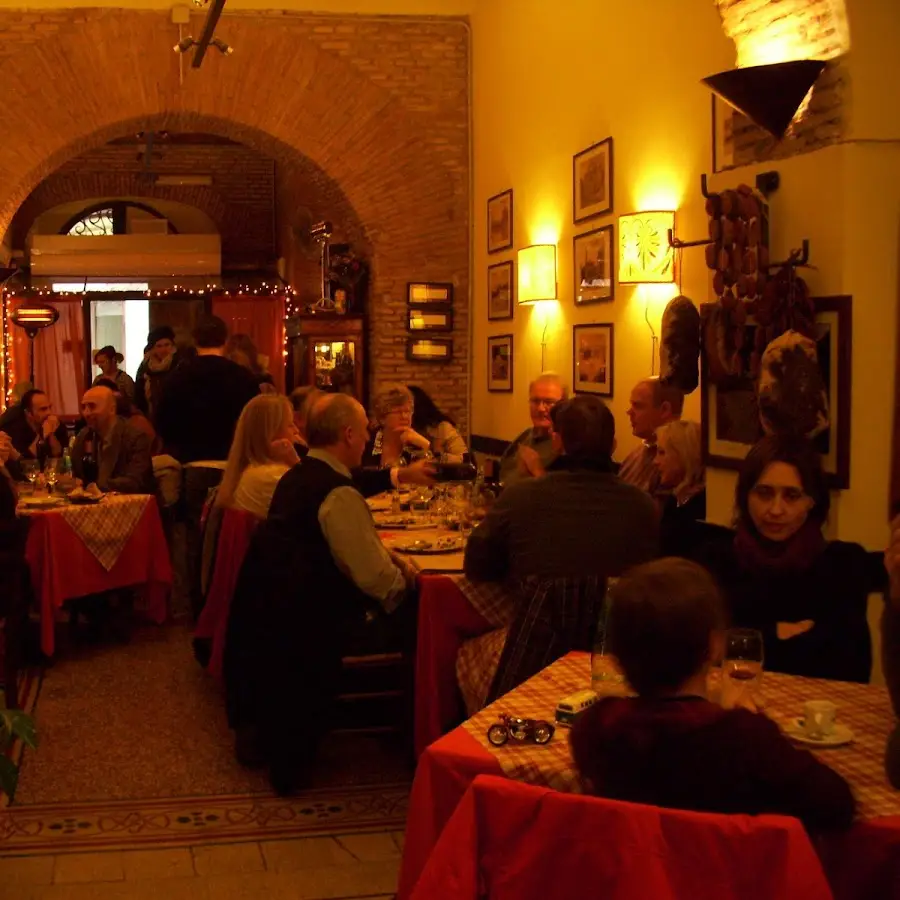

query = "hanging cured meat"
[[659, 295, 701, 394], [757, 330, 829, 439]]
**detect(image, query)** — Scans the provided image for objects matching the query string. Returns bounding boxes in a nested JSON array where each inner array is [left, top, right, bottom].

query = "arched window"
[[60, 201, 177, 236]]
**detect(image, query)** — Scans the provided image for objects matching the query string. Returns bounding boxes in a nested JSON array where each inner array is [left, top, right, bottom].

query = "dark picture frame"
[[407, 337, 453, 363], [487, 334, 513, 392], [573, 225, 614, 305], [572, 323, 614, 397], [573, 137, 613, 224], [407, 282, 454, 305], [487, 189, 513, 254], [408, 306, 453, 332], [701, 295, 852, 489], [487, 260, 514, 321]]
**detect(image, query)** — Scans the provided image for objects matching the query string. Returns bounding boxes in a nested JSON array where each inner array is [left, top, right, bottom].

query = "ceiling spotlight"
[[211, 38, 233, 56], [174, 36, 196, 54]]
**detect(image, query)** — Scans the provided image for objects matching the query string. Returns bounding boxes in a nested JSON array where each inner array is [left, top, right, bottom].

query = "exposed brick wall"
[[714, 0, 849, 170], [12, 144, 275, 267], [0, 8, 471, 435]]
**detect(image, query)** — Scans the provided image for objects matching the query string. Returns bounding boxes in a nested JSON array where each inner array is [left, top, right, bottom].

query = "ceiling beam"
[[191, 0, 227, 70]]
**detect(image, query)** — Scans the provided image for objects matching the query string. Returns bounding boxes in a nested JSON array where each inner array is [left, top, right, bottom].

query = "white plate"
[[391, 538, 465, 555], [19, 495, 64, 506], [784, 718, 855, 747]]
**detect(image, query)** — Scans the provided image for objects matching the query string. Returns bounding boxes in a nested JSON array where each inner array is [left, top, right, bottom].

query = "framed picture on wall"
[[573, 323, 614, 397], [487, 260, 514, 320], [487, 334, 513, 392], [573, 137, 613, 223], [407, 282, 454, 305], [701, 295, 852, 489], [573, 225, 614, 304], [487, 189, 513, 254], [407, 337, 453, 363]]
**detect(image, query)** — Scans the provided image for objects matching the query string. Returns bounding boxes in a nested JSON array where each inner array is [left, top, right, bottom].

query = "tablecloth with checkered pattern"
[[56, 495, 152, 571], [462, 652, 900, 820]]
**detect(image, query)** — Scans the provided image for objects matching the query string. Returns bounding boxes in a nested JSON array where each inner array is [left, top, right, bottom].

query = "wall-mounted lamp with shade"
[[618, 211, 676, 285], [517, 244, 557, 304]]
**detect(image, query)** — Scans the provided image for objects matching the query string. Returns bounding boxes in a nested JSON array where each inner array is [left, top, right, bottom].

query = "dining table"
[[398, 652, 900, 900], [18, 492, 172, 655]]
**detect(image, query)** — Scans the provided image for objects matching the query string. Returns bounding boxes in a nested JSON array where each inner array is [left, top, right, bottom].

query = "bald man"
[[71, 386, 154, 494], [224, 393, 417, 794]]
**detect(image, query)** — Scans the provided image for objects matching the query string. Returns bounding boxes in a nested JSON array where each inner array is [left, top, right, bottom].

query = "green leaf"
[[0, 754, 19, 799], [0, 710, 37, 750]]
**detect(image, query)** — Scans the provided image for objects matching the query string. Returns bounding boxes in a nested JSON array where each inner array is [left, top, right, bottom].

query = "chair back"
[[194, 506, 261, 680], [411, 775, 833, 900]]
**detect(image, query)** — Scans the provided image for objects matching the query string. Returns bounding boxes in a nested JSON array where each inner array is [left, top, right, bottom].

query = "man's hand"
[[397, 459, 437, 486], [776, 620, 815, 641], [516, 444, 545, 478], [389, 550, 419, 591], [42, 415, 60, 439], [886, 515, 900, 604]]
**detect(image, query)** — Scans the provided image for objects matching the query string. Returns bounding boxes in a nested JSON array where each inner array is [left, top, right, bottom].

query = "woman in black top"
[[654, 420, 706, 557], [694, 436, 882, 684]]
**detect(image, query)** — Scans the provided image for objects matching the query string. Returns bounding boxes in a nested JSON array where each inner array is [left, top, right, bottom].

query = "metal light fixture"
[[702, 60, 827, 140], [11, 301, 60, 384], [517, 244, 557, 305]]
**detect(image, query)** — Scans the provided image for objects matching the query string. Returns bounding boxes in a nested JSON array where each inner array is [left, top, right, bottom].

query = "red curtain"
[[10, 297, 86, 419], [212, 294, 285, 392]]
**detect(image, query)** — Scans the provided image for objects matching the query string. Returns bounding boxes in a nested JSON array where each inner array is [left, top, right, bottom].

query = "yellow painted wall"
[[470, 0, 899, 552], [0, 0, 473, 13]]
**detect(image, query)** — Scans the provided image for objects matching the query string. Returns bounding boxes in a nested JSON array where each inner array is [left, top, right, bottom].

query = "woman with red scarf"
[[695, 436, 883, 684]]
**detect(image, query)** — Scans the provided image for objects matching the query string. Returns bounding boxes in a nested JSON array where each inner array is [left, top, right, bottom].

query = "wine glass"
[[721, 628, 764, 709], [44, 458, 59, 493], [21, 460, 39, 493]]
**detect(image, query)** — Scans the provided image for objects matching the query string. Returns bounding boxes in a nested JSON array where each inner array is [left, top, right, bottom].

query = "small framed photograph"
[[573, 323, 614, 397], [573, 137, 613, 223], [573, 225, 614, 304], [487, 189, 513, 254], [487, 334, 514, 392], [407, 337, 453, 363], [407, 282, 454, 305], [487, 260, 514, 320], [408, 306, 453, 332]]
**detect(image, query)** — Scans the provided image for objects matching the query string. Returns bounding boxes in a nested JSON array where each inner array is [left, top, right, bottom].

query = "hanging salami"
[[659, 295, 701, 394]]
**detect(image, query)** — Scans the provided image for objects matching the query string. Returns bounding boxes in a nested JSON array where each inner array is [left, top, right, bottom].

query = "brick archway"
[[0, 8, 470, 429]]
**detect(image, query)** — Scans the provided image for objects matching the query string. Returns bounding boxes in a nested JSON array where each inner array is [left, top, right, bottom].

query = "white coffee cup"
[[803, 700, 837, 740]]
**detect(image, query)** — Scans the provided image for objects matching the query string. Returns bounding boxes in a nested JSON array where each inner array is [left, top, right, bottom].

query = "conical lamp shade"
[[703, 60, 827, 139]]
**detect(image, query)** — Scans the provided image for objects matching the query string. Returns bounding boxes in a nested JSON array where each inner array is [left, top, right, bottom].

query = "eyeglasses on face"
[[529, 397, 557, 408]]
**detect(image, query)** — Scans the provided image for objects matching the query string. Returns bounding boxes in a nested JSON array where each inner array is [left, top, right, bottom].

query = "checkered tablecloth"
[[462, 653, 900, 821], [53, 495, 153, 571]]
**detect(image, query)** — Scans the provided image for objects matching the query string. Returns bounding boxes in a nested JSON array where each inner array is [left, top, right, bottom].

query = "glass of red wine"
[[721, 628, 764, 709]]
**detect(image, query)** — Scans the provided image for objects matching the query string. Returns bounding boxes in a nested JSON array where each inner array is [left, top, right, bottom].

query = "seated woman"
[[654, 420, 705, 556], [216, 394, 301, 519], [407, 385, 468, 462], [694, 435, 882, 684], [289, 386, 323, 457], [362, 383, 431, 468], [570, 558, 856, 833]]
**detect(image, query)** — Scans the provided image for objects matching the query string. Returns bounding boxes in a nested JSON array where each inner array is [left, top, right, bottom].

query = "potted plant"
[[0, 708, 37, 798]]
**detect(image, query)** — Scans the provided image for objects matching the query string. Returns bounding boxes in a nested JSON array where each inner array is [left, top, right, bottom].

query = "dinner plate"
[[784, 718, 854, 747], [391, 537, 465, 555], [19, 495, 66, 508]]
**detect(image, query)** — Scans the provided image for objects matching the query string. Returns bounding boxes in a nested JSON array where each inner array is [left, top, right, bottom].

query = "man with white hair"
[[71, 385, 154, 494], [224, 393, 418, 795], [497, 372, 567, 485]]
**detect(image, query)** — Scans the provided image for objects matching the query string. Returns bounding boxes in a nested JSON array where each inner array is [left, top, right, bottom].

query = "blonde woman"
[[653, 420, 706, 556], [216, 394, 301, 519], [363, 382, 431, 468]]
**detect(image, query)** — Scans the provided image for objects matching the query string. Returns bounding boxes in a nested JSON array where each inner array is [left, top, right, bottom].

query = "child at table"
[[570, 558, 856, 833]]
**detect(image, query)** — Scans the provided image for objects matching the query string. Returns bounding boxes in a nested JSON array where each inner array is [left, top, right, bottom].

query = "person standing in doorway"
[[135, 326, 179, 424], [156, 315, 260, 618], [92, 345, 136, 401]]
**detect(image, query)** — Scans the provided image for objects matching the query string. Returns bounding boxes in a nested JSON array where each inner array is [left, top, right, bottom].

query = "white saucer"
[[785, 718, 855, 747]]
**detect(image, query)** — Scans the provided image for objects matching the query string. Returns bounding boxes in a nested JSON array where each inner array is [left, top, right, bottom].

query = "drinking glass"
[[44, 458, 59, 493], [21, 459, 39, 490], [721, 628, 764, 708]]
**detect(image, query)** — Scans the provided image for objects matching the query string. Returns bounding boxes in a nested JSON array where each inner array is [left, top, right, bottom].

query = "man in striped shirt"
[[618, 377, 684, 494]]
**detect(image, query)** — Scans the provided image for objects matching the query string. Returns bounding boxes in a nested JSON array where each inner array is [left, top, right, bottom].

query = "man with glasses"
[[498, 373, 567, 486]]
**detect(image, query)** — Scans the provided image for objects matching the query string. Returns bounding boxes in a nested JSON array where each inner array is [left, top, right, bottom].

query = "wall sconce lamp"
[[702, 60, 827, 140], [517, 244, 557, 304], [11, 301, 60, 384], [618, 211, 676, 285]]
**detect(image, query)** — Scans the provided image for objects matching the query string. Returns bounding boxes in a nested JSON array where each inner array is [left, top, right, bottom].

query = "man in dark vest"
[[224, 393, 418, 795]]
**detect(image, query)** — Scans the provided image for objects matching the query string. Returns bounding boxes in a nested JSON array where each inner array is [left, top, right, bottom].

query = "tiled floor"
[[0, 830, 404, 899]]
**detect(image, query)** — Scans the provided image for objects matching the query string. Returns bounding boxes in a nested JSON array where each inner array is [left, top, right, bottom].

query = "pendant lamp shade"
[[703, 60, 827, 140]]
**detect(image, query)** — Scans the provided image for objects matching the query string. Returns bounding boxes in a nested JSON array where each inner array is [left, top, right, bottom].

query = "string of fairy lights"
[[0, 282, 316, 406]]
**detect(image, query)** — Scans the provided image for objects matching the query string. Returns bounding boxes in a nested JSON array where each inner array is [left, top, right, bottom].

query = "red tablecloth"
[[411, 775, 834, 900], [400, 655, 900, 900], [25, 498, 171, 655]]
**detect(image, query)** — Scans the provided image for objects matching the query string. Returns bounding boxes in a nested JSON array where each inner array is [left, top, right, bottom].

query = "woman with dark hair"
[[694, 435, 884, 683], [407, 385, 468, 462], [226, 334, 276, 393]]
